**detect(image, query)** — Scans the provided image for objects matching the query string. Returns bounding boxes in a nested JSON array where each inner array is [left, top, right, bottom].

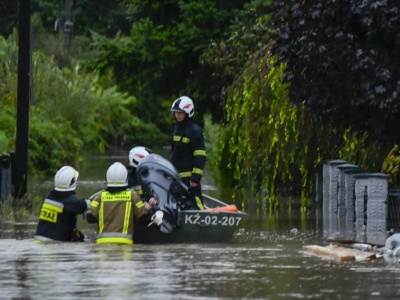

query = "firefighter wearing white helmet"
[[171, 96, 195, 118], [55, 165, 79, 191], [35, 166, 90, 242], [86, 162, 157, 244], [106, 161, 128, 186], [129, 146, 152, 168], [126, 146, 153, 200], [170, 96, 206, 210]]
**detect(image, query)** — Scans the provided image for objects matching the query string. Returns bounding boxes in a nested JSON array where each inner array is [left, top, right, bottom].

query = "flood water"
[[1, 154, 400, 299]]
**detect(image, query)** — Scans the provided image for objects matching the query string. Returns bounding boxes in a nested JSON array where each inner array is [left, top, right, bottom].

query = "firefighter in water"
[[170, 96, 206, 210], [86, 162, 157, 244], [35, 166, 90, 242]]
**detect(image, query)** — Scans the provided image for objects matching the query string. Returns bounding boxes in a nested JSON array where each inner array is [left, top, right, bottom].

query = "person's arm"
[[132, 192, 157, 219], [86, 195, 100, 224], [190, 127, 206, 185], [64, 196, 89, 214]]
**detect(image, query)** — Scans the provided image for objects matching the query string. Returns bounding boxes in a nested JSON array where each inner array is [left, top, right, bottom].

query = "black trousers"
[[181, 178, 204, 210]]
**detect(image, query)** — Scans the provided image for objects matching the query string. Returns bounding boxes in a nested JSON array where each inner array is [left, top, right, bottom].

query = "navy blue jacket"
[[35, 190, 87, 241], [171, 118, 206, 184]]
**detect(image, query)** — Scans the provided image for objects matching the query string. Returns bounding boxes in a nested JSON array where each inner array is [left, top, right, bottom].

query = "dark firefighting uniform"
[[86, 187, 148, 244], [35, 190, 87, 242], [171, 117, 206, 210], [127, 164, 147, 200]]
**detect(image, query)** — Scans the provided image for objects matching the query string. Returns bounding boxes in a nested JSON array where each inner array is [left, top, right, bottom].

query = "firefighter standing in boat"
[[170, 96, 206, 210], [86, 162, 157, 244], [35, 166, 90, 242]]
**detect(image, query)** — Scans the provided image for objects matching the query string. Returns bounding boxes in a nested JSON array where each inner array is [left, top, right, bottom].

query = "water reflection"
[[2, 153, 400, 299], [2, 224, 400, 300]]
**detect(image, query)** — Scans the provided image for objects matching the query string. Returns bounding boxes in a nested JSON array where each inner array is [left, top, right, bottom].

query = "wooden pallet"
[[302, 244, 380, 262], [326, 238, 384, 247]]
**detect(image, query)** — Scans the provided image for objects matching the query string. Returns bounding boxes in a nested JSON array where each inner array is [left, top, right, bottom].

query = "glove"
[[71, 229, 85, 242], [148, 210, 164, 227], [85, 199, 91, 209]]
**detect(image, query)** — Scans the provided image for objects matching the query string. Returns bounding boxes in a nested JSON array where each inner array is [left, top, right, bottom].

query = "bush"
[[29, 109, 83, 175], [382, 145, 400, 186], [0, 131, 8, 152]]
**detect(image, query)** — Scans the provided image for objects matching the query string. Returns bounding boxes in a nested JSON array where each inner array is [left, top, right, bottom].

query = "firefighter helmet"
[[54, 166, 79, 191], [171, 96, 194, 118], [106, 162, 128, 187]]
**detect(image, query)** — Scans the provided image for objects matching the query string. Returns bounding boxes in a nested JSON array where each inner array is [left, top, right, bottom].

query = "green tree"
[[201, 0, 275, 121], [272, 0, 400, 163], [224, 46, 319, 207], [88, 0, 249, 135], [0, 0, 18, 37], [1, 0, 132, 38], [0, 33, 160, 175]]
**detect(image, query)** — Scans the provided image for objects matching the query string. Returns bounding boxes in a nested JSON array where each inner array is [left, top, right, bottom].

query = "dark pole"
[[14, 0, 31, 201], [64, 0, 73, 66]]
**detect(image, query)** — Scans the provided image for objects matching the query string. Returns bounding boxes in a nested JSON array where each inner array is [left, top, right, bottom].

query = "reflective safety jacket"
[[171, 118, 206, 184], [87, 189, 148, 244], [35, 190, 88, 242]]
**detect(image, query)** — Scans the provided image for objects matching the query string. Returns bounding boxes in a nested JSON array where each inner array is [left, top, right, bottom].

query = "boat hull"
[[133, 194, 246, 244]]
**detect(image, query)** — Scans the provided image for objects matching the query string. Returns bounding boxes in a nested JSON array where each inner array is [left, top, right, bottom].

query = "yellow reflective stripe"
[[135, 189, 143, 195], [192, 168, 203, 175], [182, 137, 190, 143], [55, 186, 69, 191], [39, 208, 58, 223], [91, 200, 99, 208], [44, 199, 64, 208], [97, 237, 133, 245], [42, 203, 63, 213], [179, 172, 192, 178], [195, 196, 204, 210], [136, 201, 144, 209], [34, 235, 55, 242], [173, 135, 181, 141], [194, 150, 206, 156], [99, 202, 104, 233], [107, 180, 126, 186], [101, 191, 131, 201], [123, 202, 132, 234]]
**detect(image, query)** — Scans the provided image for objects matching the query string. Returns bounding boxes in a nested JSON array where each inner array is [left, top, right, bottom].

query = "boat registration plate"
[[184, 213, 243, 226]]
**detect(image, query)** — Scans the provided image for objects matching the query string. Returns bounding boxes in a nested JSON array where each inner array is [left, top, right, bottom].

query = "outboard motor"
[[136, 154, 189, 234]]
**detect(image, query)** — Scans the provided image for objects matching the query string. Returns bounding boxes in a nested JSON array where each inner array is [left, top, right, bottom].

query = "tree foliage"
[[88, 0, 249, 133], [0, 0, 132, 38], [0, 0, 18, 38], [3, 0, 400, 203], [224, 46, 319, 206], [200, 0, 275, 120], [382, 144, 400, 186], [0, 33, 162, 175], [272, 0, 400, 155]]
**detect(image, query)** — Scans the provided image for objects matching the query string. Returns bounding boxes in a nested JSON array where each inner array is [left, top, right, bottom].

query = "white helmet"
[[129, 146, 152, 167], [171, 96, 194, 118], [54, 166, 79, 191], [106, 162, 128, 187]]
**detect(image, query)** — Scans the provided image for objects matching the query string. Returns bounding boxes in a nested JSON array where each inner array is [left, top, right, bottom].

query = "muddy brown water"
[[2, 210, 400, 299], [1, 154, 400, 299]]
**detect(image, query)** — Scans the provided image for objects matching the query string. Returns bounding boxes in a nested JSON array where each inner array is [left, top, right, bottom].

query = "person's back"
[[35, 166, 89, 242], [86, 162, 156, 244]]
